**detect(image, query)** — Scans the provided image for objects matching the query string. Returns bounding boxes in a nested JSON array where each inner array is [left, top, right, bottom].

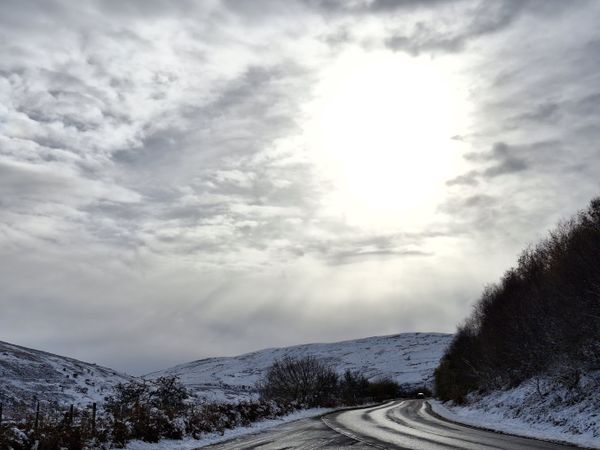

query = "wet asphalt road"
[[203, 400, 582, 449]]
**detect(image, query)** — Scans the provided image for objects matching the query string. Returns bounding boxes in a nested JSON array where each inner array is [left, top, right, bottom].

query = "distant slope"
[[0, 340, 132, 410], [146, 332, 452, 402]]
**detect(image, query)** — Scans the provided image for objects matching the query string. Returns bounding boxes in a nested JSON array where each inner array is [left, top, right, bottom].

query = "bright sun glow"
[[304, 49, 471, 228]]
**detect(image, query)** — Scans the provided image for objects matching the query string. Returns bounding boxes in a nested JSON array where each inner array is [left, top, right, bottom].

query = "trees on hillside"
[[435, 198, 600, 402]]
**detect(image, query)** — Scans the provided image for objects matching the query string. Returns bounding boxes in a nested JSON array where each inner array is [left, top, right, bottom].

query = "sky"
[[1, 0, 600, 375]]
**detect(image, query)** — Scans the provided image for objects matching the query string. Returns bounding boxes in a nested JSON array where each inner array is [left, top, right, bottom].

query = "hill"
[[146, 332, 452, 402], [0, 332, 452, 410], [0, 340, 132, 412]]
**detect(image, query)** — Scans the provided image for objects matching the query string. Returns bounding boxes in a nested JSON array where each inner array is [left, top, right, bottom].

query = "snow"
[[125, 407, 332, 450], [0, 332, 451, 416], [146, 332, 452, 403], [430, 374, 600, 450], [0, 340, 132, 413]]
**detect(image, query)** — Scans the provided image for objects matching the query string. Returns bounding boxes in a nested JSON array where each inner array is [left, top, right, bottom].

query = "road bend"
[[204, 400, 581, 449]]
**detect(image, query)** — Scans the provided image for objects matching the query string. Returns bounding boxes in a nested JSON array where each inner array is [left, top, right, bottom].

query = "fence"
[[0, 401, 97, 432]]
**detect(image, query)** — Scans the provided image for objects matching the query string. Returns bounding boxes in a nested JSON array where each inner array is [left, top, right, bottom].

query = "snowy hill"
[[0, 340, 132, 411], [146, 332, 452, 402], [0, 333, 452, 409]]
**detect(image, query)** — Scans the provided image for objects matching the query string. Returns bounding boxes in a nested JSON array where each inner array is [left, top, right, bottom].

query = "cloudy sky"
[[1, 0, 599, 374]]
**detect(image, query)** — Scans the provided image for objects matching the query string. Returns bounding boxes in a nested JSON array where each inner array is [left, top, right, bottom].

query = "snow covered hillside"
[[146, 333, 452, 402], [0, 332, 452, 410], [433, 371, 600, 449], [0, 340, 132, 411]]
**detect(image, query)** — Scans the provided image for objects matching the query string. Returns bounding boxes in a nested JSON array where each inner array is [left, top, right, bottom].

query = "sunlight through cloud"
[[304, 49, 471, 228]]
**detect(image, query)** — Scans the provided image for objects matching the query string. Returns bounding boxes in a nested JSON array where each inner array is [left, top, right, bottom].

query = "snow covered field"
[[431, 374, 600, 449], [0, 340, 131, 412], [146, 332, 452, 402]]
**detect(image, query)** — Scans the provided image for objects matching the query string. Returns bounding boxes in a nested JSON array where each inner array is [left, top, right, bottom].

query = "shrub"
[[367, 377, 400, 402], [338, 370, 370, 405], [258, 356, 339, 407]]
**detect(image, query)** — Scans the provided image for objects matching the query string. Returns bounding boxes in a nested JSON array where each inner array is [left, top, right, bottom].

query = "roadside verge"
[[429, 400, 598, 449]]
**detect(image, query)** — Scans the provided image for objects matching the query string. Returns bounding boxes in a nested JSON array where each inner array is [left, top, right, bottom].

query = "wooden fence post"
[[0, 402, 3, 426], [34, 402, 40, 430], [69, 404, 74, 427]]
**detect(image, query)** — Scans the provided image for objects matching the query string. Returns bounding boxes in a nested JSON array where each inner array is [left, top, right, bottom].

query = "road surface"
[[204, 400, 581, 449]]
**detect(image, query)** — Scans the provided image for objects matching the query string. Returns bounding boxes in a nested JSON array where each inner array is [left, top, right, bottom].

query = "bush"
[[338, 370, 370, 405], [258, 356, 339, 407], [0, 425, 29, 450], [0, 403, 105, 450], [104, 376, 189, 443], [367, 377, 400, 402], [152, 376, 189, 418], [185, 400, 294, 438]]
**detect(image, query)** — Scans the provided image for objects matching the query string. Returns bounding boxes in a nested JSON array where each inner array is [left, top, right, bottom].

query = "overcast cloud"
[[1, 0, 599, 374]]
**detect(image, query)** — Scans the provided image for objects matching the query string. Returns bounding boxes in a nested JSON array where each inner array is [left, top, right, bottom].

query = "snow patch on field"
[[146, 332, 452, 402], [431, 374, 600, 450], [125, 407, 332, 450]]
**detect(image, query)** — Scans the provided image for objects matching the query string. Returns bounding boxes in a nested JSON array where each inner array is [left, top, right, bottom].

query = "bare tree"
[[258, 356, 338, 407]]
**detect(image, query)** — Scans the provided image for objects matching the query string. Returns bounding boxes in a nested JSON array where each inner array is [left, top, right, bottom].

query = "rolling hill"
[[0, 332, 452, 410], [0, 340, 132, 411], [146, 332, 452, 402]]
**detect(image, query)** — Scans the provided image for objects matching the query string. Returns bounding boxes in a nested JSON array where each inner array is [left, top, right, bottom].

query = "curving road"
[[204, 400, 581, 449], [324, 400, 579, 449]]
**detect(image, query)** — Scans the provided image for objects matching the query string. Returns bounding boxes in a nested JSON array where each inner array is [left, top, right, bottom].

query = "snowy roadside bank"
[[430, 390, 600, 450], [125, 407, 333, 450]]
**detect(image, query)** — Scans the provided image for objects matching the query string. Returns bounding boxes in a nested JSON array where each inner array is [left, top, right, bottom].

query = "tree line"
[[435, 198, 600, 402], [257, 355, 421, 406]]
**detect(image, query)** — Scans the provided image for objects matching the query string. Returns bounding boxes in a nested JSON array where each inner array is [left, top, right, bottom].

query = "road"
[[204, 400, 582, 449]]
